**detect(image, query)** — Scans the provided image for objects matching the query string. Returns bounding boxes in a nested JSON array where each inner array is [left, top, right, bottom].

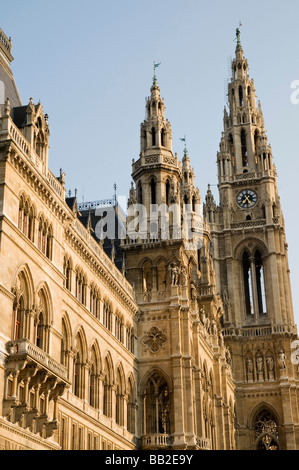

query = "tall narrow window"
[[74, 351, 81, 398], [151, 127, 156, 146], [161, 128, 165, 146], [15, 296, 24, 340], [151, 178, 156, 205], [36, 312, 44, 349], [239, 85, 243, 106], [138, 181, 143, 205], [243, 252, 254, 315], [143, 373, 171, 436], [241, 129, 248, 167], [166, 179, 170, 205], [255, 250, 267, 315], [254, 130, 260, 156]]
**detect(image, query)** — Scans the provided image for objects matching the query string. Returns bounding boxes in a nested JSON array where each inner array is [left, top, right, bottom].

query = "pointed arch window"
[[15, 295, 24, 341], [161, 128, 165, 146], [241, 129, 248, 167], [143, 373, 171, 436], [13, 272, 30, 342], [254, 410, 279, 450], [254, 130, 260, 156], [255, 250, 267, 315], [151, 178, 156, 205], [138, 181, 143, 205], [127, 379, 135, 434], [243, 251, 254, 316], [165, 179, 170, 205], [115, 369, 124, 426], [239, 85, 243, 106], [151, 127, 156, 146], [242, 249, 267, 317]]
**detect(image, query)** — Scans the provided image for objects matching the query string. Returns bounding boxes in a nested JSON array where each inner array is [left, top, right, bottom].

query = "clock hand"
[[243, 195, 252, 205]]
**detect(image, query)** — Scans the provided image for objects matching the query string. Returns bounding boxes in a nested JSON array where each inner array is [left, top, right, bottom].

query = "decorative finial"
[[180, 136, 188, 155], [236, 22, 242, 47], [153, 61, 161, 85], [113, 183, 117, 206]]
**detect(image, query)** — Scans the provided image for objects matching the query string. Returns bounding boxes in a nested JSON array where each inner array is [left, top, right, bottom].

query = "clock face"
[[237, 189, 258, 209]]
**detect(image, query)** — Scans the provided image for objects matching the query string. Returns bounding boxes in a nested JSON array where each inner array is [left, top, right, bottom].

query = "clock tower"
[[206, 29, 299, 450]]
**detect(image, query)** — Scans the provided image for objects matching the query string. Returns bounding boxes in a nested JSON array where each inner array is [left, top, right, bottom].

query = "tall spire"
[[217, 30, 273, 178]]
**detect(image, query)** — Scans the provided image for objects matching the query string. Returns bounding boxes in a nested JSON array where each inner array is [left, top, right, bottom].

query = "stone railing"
[[9, 122, 30, 157], [0, 28, 12, 54], [141, 434, 173, 448], [197, 285, 215, 298], [6, 339, 68, 381], [231, 220, 266, 230], [47, 170, 65, 199], [197, 437, 211, 450], [222, 324, 296, 339]]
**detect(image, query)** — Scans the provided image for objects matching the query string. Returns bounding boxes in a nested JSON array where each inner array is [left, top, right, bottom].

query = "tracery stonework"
[[142, 327, 168, 353]]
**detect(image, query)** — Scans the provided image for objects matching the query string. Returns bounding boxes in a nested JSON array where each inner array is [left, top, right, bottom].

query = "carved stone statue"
[[180, 267, 188, 287], [170, 263, 180, 286], [200, 306, 206, 325], [128, 182, 136, 206], [223, 288, 230, 308], [266, 355, 274, 372], [211, 319, 217, 336], [256, 355, 264, 373], [246, 357, 253, 375], [190, 282, 197, 301], [278, 350, 286, 369], [226, 347, 232, 366]]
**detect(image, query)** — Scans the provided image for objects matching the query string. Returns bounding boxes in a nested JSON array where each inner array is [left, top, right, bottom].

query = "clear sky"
[[2, 0, 299, 324]]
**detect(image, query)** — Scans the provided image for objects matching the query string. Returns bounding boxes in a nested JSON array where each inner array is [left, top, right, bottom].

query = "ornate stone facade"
[[0, 26, 297, 451]]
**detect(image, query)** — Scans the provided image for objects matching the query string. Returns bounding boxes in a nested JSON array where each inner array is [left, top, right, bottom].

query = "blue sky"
[[2, 0, 299, 323]]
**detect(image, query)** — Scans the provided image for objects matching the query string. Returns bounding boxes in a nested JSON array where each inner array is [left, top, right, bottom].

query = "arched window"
[[15, 295, 24, 341], [242, 249, 267, 317], [46, 225, 53, 260], [90, 285, 100, 318], [103, 301, 112, 330], [151, 127, 156, 146], [151, 178, 156, 205], [157, 260, 167, 291], [143, 372, 171, 436], [127, 379, 135, 434], [64, 257, 72, 291], [103, 357, 113, 418], [143, 261, 152, 292], [241, 129, 248, 167], [165, 179, 170, 205], [60, 320, 68, 366], [243, 251, 254, 316], [13, 271, 31, 342], [35, 289, 50, 352], [239, 85, 243, 106], [228, 134, 234, 166], [89, 347, 98, 409], [254, 410, 279, 450], [255, 250, 267, 315], [138, 181, 143, 205], [161, 128, 165, 146], [74, 334, 84, 399], [115, 368, 124, 426], [192, 195, 196, 212]]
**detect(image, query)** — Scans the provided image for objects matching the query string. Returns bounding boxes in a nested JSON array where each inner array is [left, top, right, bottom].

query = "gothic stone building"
[[0, 26, 298, 451]]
